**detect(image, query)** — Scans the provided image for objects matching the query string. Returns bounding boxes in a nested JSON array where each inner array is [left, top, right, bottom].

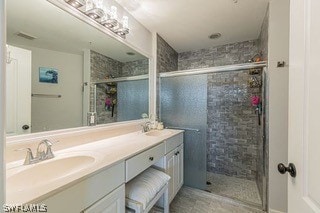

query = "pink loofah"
[[251, 95, 260, 106]]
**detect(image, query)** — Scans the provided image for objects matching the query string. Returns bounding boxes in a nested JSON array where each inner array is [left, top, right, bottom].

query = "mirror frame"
[[3, 0, 157, 139]]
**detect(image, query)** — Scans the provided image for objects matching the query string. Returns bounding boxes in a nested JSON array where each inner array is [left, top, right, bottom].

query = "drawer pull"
[[149, 157, 154, 161]]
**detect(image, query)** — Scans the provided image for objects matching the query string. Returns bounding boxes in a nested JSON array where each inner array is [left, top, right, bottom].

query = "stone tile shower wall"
[[175, 40, 263, 181], [122, 60, 149, 77], [156, 34, 179, 115], [207, 70, 262, 180], [156, 37, 266, 182], [90, 50, 148, 124], [157, 35, 178, 73], [178, 40, 259, 70]]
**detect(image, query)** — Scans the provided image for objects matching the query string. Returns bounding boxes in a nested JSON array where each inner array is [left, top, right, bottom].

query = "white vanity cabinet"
[[155, 132, 184, 203], [165, 144, 184, 202], [83, 185, 125, 213], [40, 162, 125, 213]]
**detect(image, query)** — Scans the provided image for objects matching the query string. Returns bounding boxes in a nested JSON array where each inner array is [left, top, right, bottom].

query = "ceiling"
[[7, 0, 146, 62], [116, 0, 269, 53]]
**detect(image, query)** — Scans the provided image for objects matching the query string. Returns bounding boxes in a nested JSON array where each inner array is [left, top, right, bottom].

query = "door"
[[160, 74, 207, 190], [177, 144, 184, 189], [6, 45, 31, 135], [166, 149, 175, 203], [173, 148, 179, 196], [288, 0, 320, 212]]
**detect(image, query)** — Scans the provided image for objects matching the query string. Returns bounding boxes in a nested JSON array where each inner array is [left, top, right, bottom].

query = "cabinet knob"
[[149, 157, 154, 161], [22, 125, 30, 130], [175, 151, 180, 155]]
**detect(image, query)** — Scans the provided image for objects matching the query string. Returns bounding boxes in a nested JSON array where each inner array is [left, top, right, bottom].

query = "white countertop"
[[6, 129, 184, 204]]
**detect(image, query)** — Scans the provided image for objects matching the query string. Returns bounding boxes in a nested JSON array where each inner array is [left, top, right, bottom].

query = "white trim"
[[6, 119, 144, 144], [159, 61, 267, 78], [269, 209, 286, 213], [0, 0, 6, 205], [82, 49, 91, 125], [148, 32, 158, 119]]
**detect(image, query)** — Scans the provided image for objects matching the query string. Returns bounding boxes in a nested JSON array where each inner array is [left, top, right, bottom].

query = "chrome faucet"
[[16, 139, 55, 165], [36, 139, 55, 161], [142, 121, 152, 133]]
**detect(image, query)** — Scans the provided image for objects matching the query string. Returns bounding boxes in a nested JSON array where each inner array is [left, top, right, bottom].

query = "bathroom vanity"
[[6, 126, 184, 213]]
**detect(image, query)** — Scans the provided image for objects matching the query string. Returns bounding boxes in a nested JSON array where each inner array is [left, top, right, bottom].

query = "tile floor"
[[162, 186, 264, 213], [206, 172, 262, 206]]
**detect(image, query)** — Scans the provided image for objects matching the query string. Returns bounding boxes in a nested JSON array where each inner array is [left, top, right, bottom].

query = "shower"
[[160, 63, 268, 210]]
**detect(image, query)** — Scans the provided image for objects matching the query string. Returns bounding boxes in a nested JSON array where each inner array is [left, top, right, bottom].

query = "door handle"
[[278, 163, 297, 177], [22, 125, 30, 130]]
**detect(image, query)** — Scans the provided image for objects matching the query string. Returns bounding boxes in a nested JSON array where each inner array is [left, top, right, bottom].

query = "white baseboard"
[[269, 209, 286, 213]]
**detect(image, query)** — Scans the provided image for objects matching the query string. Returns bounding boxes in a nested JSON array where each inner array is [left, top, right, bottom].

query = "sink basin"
[[7, 155, 95, 192], [145, 130, 172, 137]]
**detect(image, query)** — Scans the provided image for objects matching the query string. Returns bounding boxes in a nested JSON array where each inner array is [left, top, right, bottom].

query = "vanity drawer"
[[165, 133, 183, 154], [41, 162, 125, 213], [126, 143, 165, 182]]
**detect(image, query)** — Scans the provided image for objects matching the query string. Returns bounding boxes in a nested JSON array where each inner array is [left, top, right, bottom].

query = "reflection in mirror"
[[6, 0, 149, 136]]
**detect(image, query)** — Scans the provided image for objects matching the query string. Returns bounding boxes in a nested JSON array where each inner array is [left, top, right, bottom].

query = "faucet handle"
[[37, 139, 56, 160], [45, 141, 55, 159], [15, 148, 35, 165]]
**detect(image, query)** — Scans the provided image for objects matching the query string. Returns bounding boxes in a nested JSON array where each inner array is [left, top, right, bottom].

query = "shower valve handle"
[[278, 163, 297, 177]]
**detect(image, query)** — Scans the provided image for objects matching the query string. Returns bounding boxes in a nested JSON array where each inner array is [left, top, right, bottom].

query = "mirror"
[[6, 0, 149, 136]]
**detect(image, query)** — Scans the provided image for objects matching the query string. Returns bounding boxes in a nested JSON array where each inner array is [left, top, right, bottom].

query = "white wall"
[[268, 0, 290, 212], [0, 0, 5, 207], [17, 46, 84, 133]]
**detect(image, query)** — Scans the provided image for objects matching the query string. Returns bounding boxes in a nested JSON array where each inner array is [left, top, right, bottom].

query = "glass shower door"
[[117, 79, 149, 121], [160, 74, 207, 190]]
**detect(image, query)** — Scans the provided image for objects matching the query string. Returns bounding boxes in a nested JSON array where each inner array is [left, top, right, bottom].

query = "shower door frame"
[[159, 61, 268, 211]]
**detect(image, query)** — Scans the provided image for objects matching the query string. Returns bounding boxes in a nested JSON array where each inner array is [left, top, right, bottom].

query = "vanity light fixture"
[[85, 0, 104, 19], [65, 0, 86, 8], [85, 7, 105, 19], [100, 6, 118, 28], [115, 16, 129, 36], [64, 0, 130, 38]]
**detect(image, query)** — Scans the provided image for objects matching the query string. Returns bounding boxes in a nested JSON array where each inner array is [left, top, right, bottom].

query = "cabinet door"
[[166, 149, 175, 203], [173, 149, 180, 195], [178, 144, 184, 189], [84, 185, 125, 213]]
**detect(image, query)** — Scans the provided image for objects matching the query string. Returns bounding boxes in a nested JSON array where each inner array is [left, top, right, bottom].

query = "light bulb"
[[110, 6, 117, 20], [122, 16, 129, 29], [100, 6, 109, 21], [94, 0, 103, 9], [85, 0, 94, 11]]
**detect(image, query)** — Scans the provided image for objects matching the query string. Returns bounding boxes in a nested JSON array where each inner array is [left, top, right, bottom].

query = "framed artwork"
[[39, 67, 58, 84]]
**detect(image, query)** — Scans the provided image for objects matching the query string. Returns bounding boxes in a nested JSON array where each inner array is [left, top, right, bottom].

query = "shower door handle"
[[278, 163, 297, 177]]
